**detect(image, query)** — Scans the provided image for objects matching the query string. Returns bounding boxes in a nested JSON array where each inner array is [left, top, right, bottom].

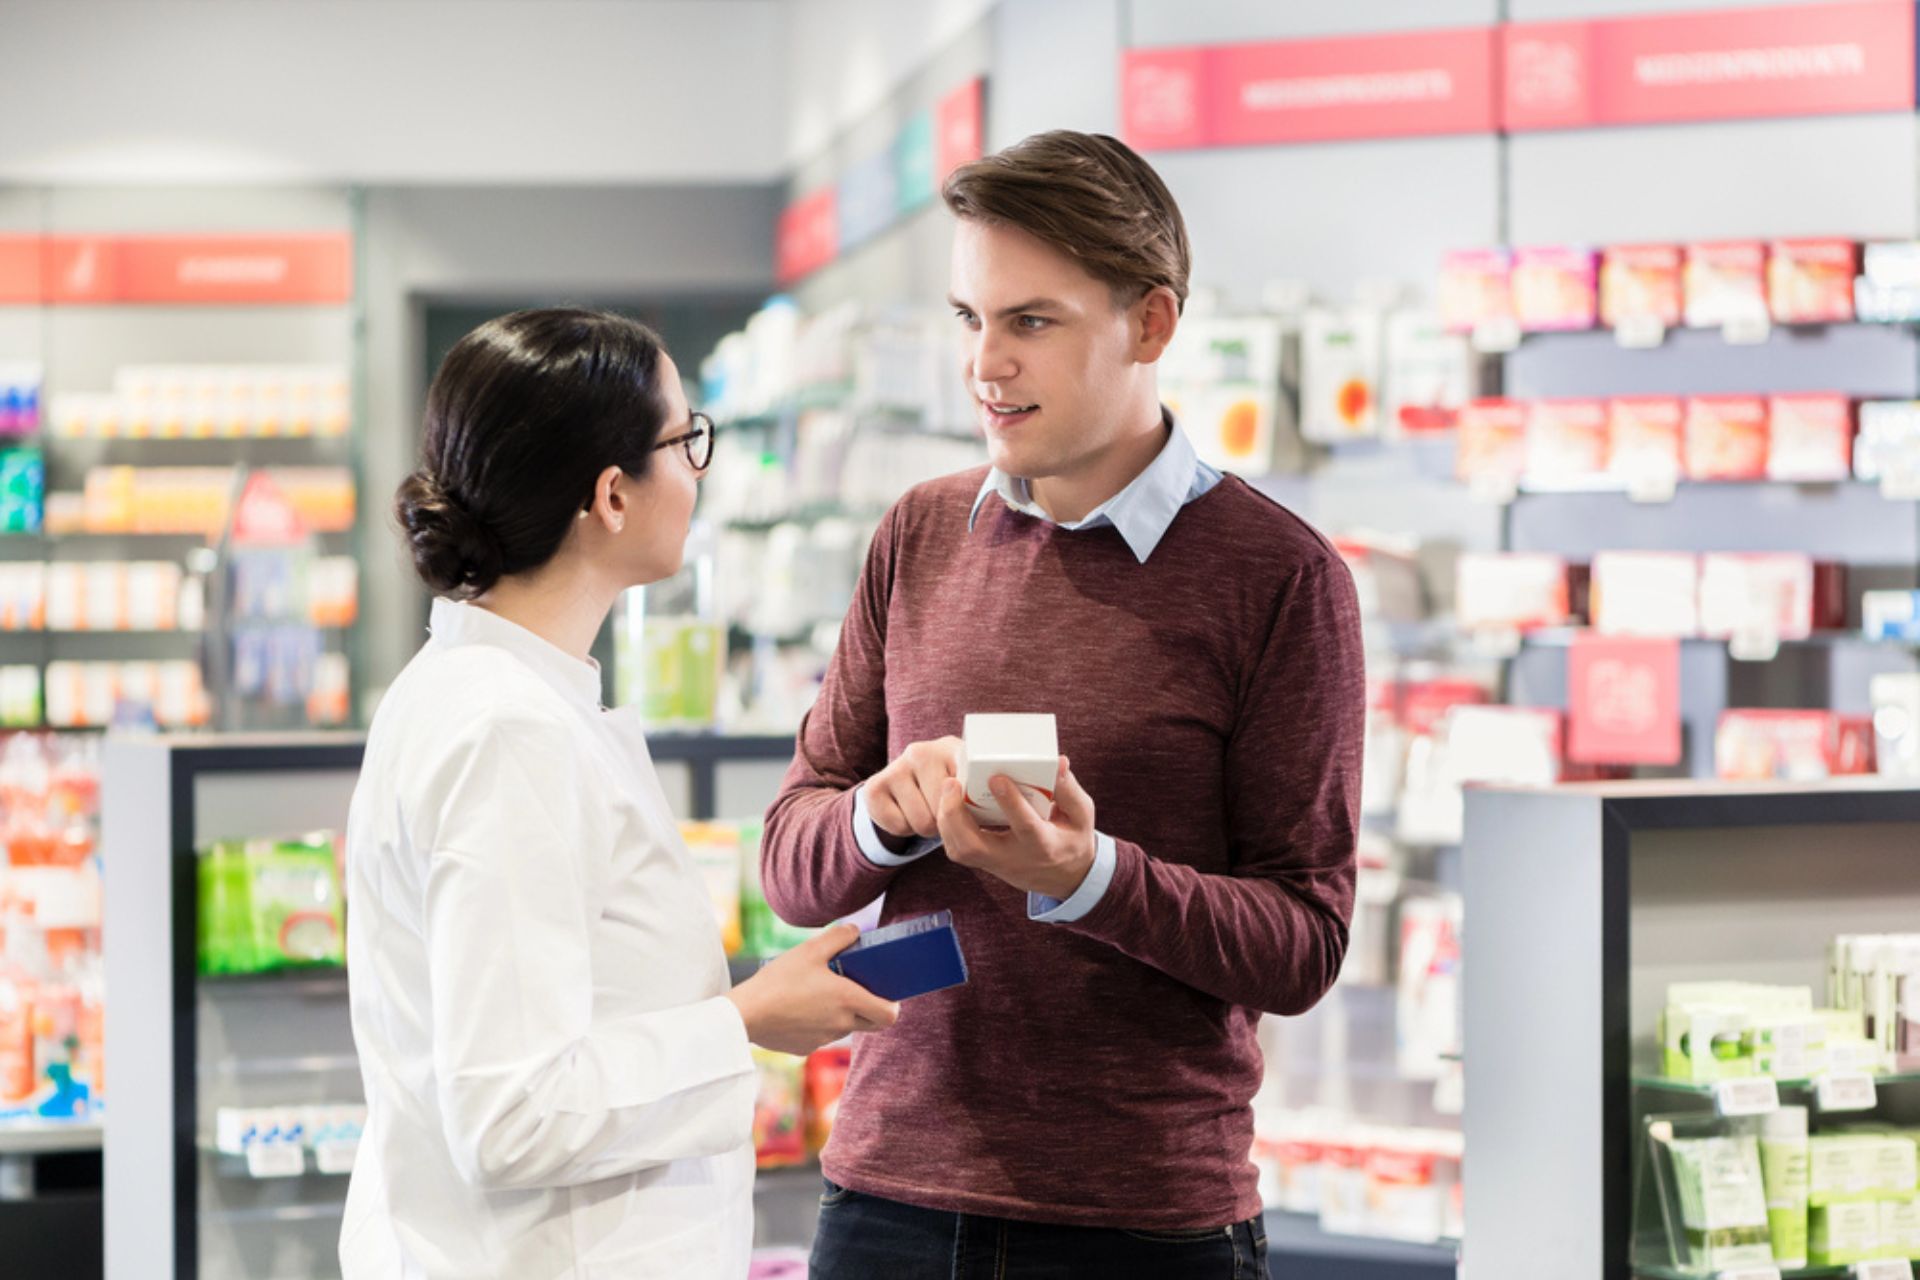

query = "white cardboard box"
[[960, 713, 1058, 826]]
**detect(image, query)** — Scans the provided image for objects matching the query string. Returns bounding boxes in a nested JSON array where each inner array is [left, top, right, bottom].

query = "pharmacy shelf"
[[1514, 629, 1918, 651], [1463, 780, 1920, 1280], [1632, 1264, 1858, 1279], [1633, 1070, 1920, 1099], [0, 1118, 102, 1154], [198, 967, 347, 992]]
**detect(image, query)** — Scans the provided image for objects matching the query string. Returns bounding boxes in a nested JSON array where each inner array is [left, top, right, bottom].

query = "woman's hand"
[[725, 923, 901, 1056]]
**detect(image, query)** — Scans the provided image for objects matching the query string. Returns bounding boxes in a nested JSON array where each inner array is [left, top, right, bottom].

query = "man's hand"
[[937, 756, 1098, 901], [864, 736, 964, 841]]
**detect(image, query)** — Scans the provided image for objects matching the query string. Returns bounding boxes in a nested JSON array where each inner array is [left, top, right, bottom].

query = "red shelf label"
[[1122, 26, 1499, 151], [1503, 1, 1915, 132]]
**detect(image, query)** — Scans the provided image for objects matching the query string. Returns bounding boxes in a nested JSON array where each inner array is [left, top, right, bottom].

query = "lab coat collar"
[[428, 598, 604, 711]]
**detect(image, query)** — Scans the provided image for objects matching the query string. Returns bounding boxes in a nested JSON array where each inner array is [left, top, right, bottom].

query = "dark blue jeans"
[[810, 1179, 1270, 1279]]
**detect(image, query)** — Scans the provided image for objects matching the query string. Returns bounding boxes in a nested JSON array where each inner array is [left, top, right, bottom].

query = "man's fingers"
[[1052, 756, 1095, 826], [989, 775, 1046, 838], [894, 785, 939, 838], [937, 778, 982, 862]]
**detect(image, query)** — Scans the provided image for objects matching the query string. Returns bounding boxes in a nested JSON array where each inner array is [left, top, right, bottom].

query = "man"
[[760, 130, 1364, 1279]]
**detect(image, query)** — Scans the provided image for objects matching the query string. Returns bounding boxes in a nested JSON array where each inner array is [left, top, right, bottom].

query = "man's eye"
[[1017, 316, 1049, 331]]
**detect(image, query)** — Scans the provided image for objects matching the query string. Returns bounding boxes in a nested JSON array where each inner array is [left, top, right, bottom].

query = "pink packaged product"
[[1684, 395, 1770, 481], [1437, 249, 1515, 334], [1698, 553, 1815, 641], [1698, 554, 1847, 640], [1591, 552, 1701, 638], [1607, 397, 1686, 482], [1455, 553, 1573, 631], [1511, 246, 1599, 332], [1766, 394, 1854, 482], [1767, 238, 1858, 325], [1455, 399, 1529, 484], [1716, 710, 1876, 780], [1600, 244, 1684, 329], [1524, 398, 1610, 490], [1684, 241, 1769, 329]]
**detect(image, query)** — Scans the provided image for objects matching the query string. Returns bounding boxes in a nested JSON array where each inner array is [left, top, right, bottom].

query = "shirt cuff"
[[851, 785, 942, 867], [1028, 831, 1117, 924]]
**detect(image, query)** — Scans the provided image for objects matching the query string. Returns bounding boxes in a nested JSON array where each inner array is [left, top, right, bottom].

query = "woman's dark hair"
[[396, 308, 671, 597]]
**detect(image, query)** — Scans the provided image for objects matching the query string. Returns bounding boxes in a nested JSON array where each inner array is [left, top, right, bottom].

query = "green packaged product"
[[244, 836, 345, 970], [738, 821, 815, 958], [1758, 1107, 1810, 1268], [197, 840, 256, 974]]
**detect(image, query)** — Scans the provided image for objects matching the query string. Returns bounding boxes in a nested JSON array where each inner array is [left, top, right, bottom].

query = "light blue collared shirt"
[[852, 412, 1223, 923]]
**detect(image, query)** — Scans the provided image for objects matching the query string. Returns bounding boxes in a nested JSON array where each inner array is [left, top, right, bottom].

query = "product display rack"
[[102, 735, 364, 1280], [1460, 777, 1920, 1280], [0, 184, 369, 735], [1478, 318, 1920, 765]]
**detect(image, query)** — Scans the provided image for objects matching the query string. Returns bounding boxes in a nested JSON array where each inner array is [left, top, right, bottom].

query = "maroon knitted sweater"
[[760, 466, 1365, 1229]]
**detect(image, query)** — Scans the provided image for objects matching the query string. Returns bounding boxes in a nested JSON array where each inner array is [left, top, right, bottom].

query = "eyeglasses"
[[654, 410, 715, 472]]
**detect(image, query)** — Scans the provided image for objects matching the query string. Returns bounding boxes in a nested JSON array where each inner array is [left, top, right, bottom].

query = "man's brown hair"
[[942, 130, 1191, 314]]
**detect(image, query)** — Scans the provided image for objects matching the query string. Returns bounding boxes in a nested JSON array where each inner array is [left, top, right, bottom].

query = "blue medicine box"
[[828, 911, 968, 1001]]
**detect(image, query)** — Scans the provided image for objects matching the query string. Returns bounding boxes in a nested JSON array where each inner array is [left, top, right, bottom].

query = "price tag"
[[1432, 1063, 1465, 1117], [1728, 626, 1781, 663], [1626, 469, 1679, 505], [1615, 316, 1667, 349], [1472, 627, 1523, 660], [1471, 317, 1522, 354], [1716, 1268, 1782, 1280], [1712, 1077, 1780, 1117], [245, 1143, 305, 1179], [1469, 473, 1520, 506], [314, 1140, 358, 1176], [1723, 315, 1773, 346], [1815, 1072, 1878, 1113], [1852, 1261, 1913, 1280]]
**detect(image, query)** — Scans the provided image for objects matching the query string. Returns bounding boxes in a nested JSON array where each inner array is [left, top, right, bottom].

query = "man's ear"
[[1134, 285, 1181, 364]]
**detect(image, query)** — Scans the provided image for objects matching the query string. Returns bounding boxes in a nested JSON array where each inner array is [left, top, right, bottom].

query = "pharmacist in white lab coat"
[[340, 309, 898, 1280]]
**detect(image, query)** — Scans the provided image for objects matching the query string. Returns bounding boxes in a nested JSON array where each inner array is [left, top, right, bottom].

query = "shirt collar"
[[428, 598, 604, 711], [968, 409, 1201, 564]]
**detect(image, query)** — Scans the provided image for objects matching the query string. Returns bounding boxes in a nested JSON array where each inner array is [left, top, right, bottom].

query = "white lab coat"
[[339, 599, 757, 1280]]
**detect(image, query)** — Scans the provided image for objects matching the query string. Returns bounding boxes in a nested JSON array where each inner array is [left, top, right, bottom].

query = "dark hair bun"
[[395, 470, 505, 597]]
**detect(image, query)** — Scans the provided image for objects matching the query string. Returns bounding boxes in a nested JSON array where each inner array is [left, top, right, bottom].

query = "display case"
[[102, 735, 362, 1280], [1462, 777, 1920, 1280]]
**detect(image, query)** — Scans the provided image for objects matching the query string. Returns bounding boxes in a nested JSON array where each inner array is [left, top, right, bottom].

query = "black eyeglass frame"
[[653, 410, 715, 472]]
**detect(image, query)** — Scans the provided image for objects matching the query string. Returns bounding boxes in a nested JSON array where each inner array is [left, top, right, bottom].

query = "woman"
[[340, 309, 897, 1279]]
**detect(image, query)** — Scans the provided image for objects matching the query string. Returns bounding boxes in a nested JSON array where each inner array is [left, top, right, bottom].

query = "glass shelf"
[[1633, 1263, 1854, 1279], [1633, 1070, 1920, 1097]]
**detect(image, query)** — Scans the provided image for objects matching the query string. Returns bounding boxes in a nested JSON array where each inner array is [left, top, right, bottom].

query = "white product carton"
[[959, 714, 1058, 827]]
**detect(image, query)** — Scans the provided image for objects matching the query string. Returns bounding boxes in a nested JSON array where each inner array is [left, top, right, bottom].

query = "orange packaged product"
[[1767, 238, 1858, 325], [1684, 241, 1769, 329], [1607, 397, 1686, 483], [0, 977, 32, 1103], [1455, 400, 1528, 484], [1766, 393, 1854, 482], [1523, 399, 1609, 490], [803, 1044, 852, 1154], [1684, 396, 1769, 481], [1600, 244, 1684, 329]]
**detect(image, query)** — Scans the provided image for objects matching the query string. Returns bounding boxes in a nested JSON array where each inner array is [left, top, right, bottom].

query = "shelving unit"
[[102, 735, 363, 1280], [1461, 777, 1920, 1280]]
